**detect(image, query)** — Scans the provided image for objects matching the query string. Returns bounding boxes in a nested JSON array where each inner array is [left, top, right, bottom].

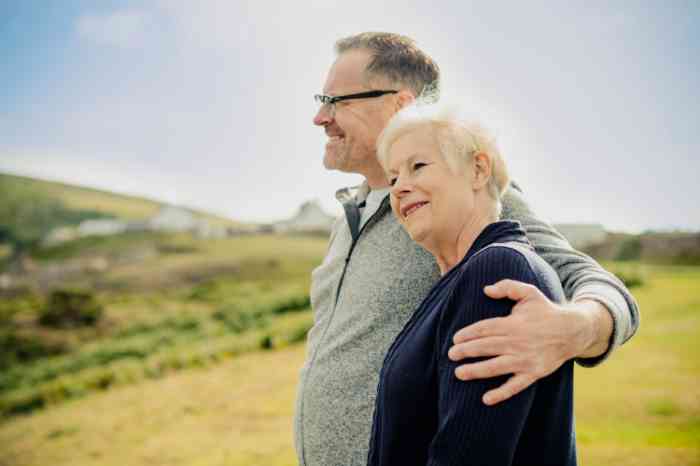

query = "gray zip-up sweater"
[[294, 181, 639, 466]]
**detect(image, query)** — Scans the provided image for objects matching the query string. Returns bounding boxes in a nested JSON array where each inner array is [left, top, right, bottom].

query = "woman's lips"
[[402, 201, 429, 218]]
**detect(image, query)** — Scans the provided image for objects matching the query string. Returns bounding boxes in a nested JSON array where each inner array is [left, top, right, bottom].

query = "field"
[[0, 232, 698, 465]]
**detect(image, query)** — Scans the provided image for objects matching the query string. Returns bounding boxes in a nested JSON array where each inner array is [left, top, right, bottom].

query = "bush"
[[0, 331, 68, 370], [39, 289, 103, 328], [616, 237, 642, 261], [609, 266, 646, 289], [259, 335, 274, 350]]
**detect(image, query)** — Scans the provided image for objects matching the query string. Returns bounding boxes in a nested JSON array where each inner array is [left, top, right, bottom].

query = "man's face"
[[313, 49, 398, 178]]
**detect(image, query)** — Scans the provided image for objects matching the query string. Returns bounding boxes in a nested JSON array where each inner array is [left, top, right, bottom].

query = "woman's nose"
[[391, 175, 411, 197]]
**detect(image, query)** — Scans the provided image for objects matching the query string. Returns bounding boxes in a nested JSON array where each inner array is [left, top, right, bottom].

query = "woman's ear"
[[471, 151, 492, 191]]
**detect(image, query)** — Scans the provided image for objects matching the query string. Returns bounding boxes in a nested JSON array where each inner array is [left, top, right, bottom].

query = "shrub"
[[0, 331, 68, 370], [260, 335, 274, 350], [609, 266, 646, 289], [39, 289, 103, 328], [616, 237, 642, 261]]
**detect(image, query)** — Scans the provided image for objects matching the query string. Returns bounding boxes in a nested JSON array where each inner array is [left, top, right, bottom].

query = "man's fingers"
[[484, 279, 541, 302], [454, 355, 516, 381], [448, 336, 511, 361], [482, 374, 535, 405], [452, 317, 509, 344]]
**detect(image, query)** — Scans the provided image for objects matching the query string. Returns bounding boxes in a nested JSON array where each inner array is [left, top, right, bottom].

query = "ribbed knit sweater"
[[367, 221, 576, 466]]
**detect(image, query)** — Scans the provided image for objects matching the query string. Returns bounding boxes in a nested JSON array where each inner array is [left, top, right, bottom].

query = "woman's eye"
[[413, 162, 427, 170], [389, 177, 397, 186]]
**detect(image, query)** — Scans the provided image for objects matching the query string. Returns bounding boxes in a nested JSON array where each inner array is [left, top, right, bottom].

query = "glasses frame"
[[314, 89, 398, 106], [314, 90, 398, 117]]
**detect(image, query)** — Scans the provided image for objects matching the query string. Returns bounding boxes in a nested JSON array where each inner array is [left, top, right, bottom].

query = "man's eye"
[[413, 162, 427, 170]]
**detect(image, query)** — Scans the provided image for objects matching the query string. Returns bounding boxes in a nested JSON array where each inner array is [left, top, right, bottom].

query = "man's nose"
[[313, 104, 333, 126]]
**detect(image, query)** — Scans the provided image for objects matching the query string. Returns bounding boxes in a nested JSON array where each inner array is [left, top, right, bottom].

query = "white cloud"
[[76, 9, 150, 48]]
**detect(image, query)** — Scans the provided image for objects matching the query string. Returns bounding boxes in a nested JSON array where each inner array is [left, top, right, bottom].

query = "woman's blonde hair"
[[377, 104, 510, 218]]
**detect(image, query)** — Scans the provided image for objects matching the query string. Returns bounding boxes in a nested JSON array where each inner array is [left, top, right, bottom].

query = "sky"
[[1, 1, 698, 233]]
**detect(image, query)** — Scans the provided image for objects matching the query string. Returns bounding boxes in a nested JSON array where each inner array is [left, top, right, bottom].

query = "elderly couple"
[[294, 32, 639, 466]]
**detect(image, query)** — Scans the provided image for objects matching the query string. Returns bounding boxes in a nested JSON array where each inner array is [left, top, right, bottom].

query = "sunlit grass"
[[0, 263, 697, 465]]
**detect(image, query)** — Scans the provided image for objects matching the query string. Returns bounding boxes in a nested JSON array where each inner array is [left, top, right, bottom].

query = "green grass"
[[0, 280, 312, 417], [0, 234, 327, 419], [0, 257, 697, 465], [573, 263, 700, 465]]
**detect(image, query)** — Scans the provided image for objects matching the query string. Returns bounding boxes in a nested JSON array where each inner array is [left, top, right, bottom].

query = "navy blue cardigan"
[[367, 221, 577, 466]]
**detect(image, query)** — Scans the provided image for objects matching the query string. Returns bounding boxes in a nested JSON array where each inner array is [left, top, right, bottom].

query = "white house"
[[274, 200, 336, 234], [42, 226, 79, 246], [77, 219, 128, 237], [148, 205, 202, 232]]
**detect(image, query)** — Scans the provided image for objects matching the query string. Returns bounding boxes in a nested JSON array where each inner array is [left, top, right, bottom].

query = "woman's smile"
[[402, 201, 430, 218]]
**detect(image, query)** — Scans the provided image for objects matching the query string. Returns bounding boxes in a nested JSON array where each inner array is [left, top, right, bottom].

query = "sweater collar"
[[458, 220, 531, 267]]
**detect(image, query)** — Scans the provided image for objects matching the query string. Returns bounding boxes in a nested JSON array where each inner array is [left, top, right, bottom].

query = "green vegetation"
[[0, 262, 697, 466], [615, 236, 642, 261], [0, 233, 326, 419], [38, 289, 104, 328], [0, 174, 112, 254]]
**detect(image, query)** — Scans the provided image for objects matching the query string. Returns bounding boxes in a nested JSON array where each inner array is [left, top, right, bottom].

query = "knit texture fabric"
[[367, 221, 577, 466]]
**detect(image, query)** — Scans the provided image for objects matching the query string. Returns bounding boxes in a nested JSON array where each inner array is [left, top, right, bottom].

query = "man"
[[295, 32, 639, 466]]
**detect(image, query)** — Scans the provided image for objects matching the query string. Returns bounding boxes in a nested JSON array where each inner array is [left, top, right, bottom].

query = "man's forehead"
[[322, 50, 372, 94]]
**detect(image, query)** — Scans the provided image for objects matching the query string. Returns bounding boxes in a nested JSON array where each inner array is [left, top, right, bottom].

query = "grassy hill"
[[0, 172, 245, 258], [0, 172, 242, 226], [0, 172, 164, 221]]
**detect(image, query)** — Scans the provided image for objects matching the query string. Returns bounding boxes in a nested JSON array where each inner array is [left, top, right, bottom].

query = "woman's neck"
[[427, 212, 494, 276]]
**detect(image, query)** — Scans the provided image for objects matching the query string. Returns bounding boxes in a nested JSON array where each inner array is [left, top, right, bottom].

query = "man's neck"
[[365, 169, 391, 190]]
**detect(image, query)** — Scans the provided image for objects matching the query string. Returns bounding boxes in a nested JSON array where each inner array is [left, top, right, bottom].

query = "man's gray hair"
[[335, 32, 440, 100]]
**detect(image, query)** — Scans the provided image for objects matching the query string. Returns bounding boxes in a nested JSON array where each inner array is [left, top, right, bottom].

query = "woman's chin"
[[407, 228, 430, 245]]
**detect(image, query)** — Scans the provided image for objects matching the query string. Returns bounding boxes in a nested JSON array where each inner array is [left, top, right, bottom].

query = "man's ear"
[[396, 89, 415, 111], [472, 152, 492, 190]]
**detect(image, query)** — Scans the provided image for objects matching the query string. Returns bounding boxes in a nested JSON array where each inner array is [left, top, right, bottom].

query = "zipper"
[[299, 195, 390, 466]]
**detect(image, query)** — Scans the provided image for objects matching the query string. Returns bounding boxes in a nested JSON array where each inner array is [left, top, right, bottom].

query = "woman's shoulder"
[[460, 241, 564, 303]]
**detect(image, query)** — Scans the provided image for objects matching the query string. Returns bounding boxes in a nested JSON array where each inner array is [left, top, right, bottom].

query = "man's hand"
[[448, 279, 613, 406]]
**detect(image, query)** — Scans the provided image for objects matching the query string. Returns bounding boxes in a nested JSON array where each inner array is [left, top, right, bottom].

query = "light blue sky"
[[1, 1, 698, 232]]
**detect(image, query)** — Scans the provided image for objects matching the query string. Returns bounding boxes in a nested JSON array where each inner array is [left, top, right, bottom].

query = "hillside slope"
[[0, 172, 244, 253]]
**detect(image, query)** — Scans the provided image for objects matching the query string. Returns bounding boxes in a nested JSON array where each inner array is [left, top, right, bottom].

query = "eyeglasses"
[[314, 90, 398, 117]]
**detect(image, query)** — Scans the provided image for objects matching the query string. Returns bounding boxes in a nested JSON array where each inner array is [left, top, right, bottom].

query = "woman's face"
[[386, 126, 474, 247]]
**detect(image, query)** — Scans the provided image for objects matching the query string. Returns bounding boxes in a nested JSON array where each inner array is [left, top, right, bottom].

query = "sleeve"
[[427, 246, 540, 466], [501, 181, 640, 367]]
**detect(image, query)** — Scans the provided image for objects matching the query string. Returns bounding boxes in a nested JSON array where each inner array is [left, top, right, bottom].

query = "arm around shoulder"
[[501, 183, 640, 366]]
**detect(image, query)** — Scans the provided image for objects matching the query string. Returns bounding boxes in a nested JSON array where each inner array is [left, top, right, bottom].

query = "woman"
[[366, 105, 577, 466]]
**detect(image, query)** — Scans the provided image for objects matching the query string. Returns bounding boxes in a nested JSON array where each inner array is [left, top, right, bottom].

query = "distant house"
[[274, 200, 336, 235], [554, 223, 607, 249], [42, 226, 79, 246], [41, 204, 229, 246], [194, 222, 228, 239], [148, 205, 201, 232], [77, 219, 128, 237]]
